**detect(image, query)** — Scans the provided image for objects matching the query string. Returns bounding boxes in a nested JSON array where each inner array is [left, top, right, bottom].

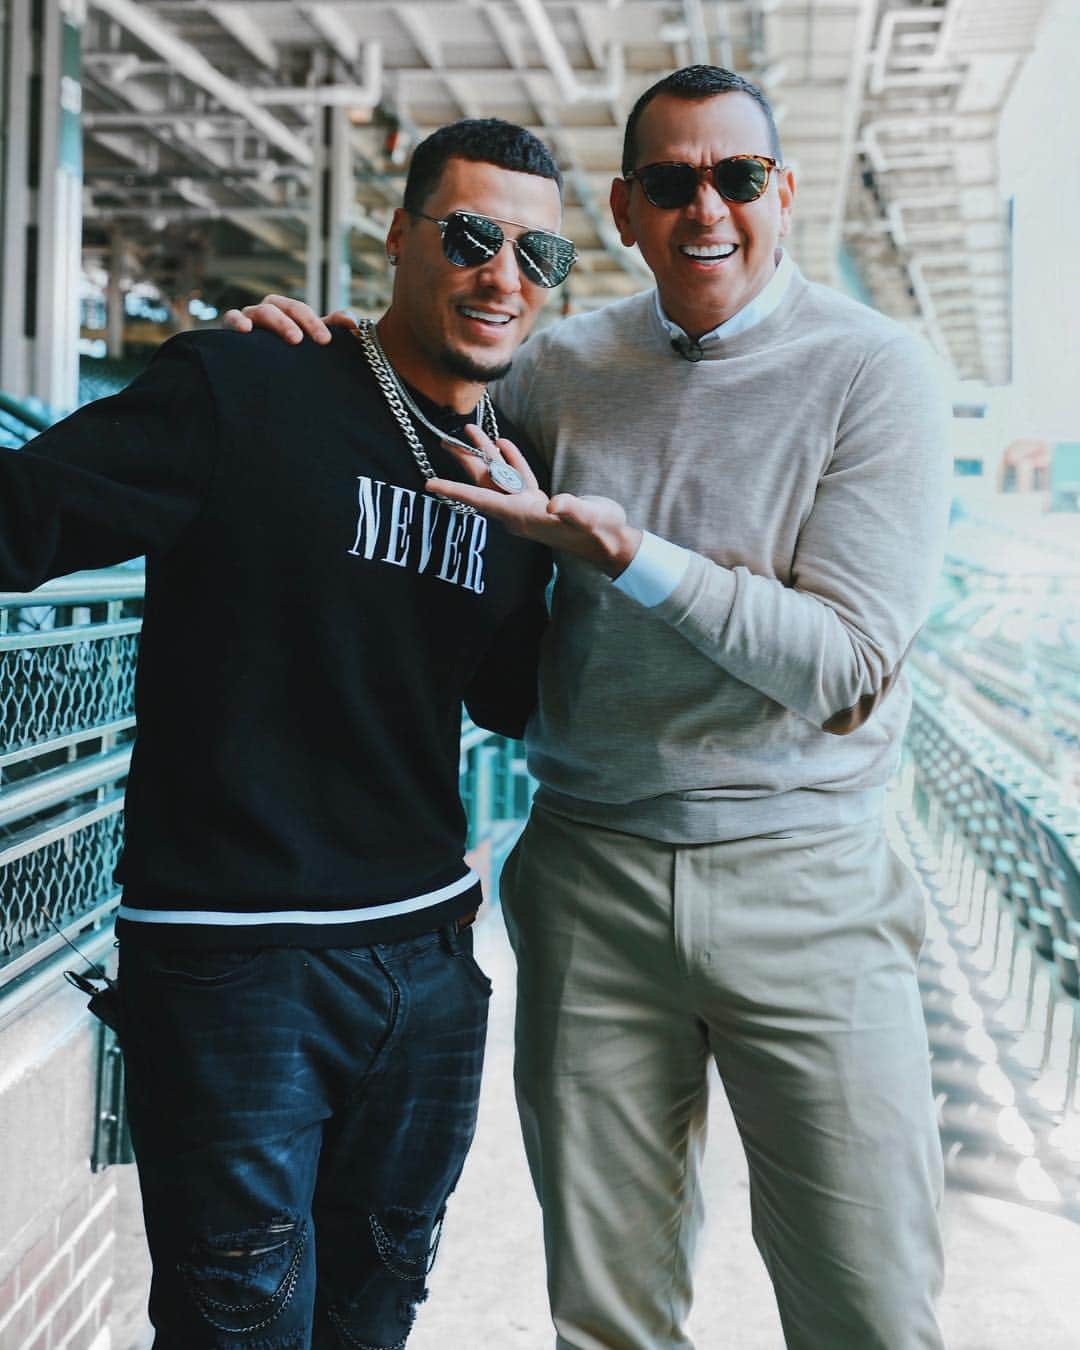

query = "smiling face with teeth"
[[610, 92, 795, 340], [378, 156, 563, 413]]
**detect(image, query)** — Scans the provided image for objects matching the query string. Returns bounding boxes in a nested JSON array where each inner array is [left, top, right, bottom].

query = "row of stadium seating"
[[906, 691, 1080, 1115]]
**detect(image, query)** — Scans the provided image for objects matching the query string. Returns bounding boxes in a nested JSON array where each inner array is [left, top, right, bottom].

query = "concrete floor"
[[114, 821, 1080, 1349]]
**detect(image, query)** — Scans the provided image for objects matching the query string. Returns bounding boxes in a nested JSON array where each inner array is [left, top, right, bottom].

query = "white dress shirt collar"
[[654, 248, 794, 347]]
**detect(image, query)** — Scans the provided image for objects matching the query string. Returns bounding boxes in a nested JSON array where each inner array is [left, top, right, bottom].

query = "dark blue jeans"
[[118, 924, 491, 1349]]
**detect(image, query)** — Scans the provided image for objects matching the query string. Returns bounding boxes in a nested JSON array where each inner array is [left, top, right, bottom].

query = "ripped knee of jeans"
[[326, 1206, 442, 1350], [179, 1214, 307, 1340]]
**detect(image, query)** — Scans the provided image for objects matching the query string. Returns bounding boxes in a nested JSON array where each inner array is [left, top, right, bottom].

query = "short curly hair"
[[621, 66, 782, 175], [403, 118, 563, 213]]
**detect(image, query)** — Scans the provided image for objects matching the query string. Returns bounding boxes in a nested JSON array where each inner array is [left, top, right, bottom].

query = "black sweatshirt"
[[0, 329, 551, 947]]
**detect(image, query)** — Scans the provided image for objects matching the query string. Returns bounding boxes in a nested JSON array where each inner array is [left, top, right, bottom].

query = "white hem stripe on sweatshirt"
[[118, 868, 479, 926]]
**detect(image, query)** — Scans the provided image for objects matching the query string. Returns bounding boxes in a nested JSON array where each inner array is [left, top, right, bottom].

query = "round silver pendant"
[[488, 460, 524, 494]]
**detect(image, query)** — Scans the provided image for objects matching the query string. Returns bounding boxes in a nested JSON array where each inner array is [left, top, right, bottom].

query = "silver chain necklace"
[[355, 320, 524, 507]]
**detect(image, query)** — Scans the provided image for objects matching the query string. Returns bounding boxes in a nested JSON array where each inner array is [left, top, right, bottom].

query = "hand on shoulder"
[[221, 294, 358, 346]]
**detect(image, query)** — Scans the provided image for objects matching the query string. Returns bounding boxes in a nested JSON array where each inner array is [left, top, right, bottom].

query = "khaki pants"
[[501, 805, 945, 1350]]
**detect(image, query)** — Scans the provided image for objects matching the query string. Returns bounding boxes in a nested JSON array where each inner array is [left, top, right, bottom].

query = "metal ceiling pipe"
[[88, 0, 313, 164], [860, 111, 999, 176], [868, 8, 964, 97], [511, 0, 623, 103], [860, 121, 956, 175], [250, 42, 382, 108]]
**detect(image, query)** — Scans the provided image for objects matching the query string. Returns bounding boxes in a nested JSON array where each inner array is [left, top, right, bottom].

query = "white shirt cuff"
[[612, 531, 692, 609]]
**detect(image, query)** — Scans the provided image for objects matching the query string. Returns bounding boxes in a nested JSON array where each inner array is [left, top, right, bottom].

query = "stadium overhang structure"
[[79, 0, 1050, 376]]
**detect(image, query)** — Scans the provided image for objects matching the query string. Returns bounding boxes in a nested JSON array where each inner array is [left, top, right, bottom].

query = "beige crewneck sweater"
[[494, 267, 952, 842]]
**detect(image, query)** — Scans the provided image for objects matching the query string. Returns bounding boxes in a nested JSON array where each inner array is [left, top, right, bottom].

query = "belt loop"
[[442, 921, 461, 955]]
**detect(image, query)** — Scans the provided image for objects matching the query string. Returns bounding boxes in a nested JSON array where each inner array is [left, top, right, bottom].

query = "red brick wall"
[[0, 1175, 116, 1350]]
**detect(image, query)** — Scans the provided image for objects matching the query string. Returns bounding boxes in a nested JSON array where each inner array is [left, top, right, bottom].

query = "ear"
[[776, 167, 795, 239], [609, 177, 637, 247], [386, 207, 409, 261]]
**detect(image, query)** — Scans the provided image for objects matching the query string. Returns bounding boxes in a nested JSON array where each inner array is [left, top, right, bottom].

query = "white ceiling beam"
[[482, 2, 526, 70], [299, 4, 359, 66], [571, 2, 626, 122], [443, 74, 482, 119], [88, 0, 312, 164], [207, 4, 278, 70], [395, 6, 443, 71], [512, 0, 623, 103], [573, 2, 609, 70]]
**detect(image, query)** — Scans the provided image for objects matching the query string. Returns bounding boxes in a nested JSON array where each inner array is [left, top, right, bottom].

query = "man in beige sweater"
[[230, 66, 950, 1350]]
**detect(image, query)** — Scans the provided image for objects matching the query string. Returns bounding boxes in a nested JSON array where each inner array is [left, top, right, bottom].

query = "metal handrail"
[[0, 565, 146, 610], [0, 793, 127, 868], [0, 390, 52, 435], [0, 749, 132, 831], [0, 618, 143, 652], [0, 717, 137, 772]]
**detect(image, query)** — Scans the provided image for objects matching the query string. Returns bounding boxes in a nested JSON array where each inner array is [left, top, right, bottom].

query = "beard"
[[438, 342, 514, 386]]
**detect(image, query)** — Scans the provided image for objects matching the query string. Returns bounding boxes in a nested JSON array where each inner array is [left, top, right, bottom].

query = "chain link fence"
[[0, 570, 143, 990]]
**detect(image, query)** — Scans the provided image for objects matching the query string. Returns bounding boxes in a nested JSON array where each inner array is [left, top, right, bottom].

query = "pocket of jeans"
[[455, 930, 493, 997], [147, 947, 267, 986]]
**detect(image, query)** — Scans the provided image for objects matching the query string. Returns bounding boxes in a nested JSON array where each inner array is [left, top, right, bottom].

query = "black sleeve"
[[463, 558, 551, 740], [0, 334, 216, 593]]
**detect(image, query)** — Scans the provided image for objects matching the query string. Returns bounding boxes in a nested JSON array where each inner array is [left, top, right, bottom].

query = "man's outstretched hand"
[[222, 295, 358, 345], [430, 424, 641, 580]]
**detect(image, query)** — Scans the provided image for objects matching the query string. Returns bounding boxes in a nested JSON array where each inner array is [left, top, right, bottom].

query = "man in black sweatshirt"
[[0, 119, 569, 1347]]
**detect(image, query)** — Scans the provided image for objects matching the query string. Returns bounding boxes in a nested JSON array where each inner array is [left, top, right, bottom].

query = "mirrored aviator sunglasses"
[[627, 155, 778, 210], [412, 210, 578, 288]]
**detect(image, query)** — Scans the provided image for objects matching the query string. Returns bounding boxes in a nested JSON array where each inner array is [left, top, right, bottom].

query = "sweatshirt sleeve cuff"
[[612, 530, 692, 609]]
